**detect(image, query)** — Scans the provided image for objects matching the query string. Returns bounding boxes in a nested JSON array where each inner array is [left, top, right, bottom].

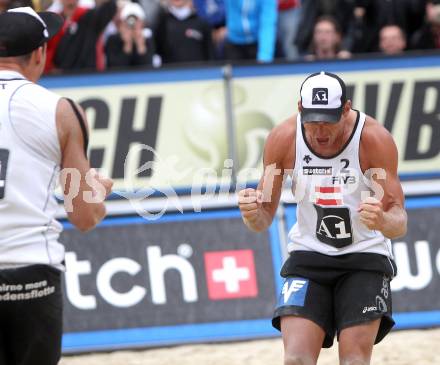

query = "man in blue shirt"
[[193, 0, 225, 28], [193, 0, 226, 59], [224, 0, 277, 63]]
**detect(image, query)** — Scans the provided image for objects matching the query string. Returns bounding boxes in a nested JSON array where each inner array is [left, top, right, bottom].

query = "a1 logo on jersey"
[[314, 205, 353, 248], [204, 250, 258, 300]]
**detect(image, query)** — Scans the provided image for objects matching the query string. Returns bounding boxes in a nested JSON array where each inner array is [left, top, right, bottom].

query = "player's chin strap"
[[65, 98, 89, 158]]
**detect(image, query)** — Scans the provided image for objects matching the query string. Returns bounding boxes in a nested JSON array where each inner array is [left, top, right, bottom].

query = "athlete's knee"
[[284, 353, 315, 365], [340, 357, 370, 365]]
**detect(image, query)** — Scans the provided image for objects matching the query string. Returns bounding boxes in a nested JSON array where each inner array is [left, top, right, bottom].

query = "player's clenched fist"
[[238, 188, 263, 222], [358, 196, 384, 231]]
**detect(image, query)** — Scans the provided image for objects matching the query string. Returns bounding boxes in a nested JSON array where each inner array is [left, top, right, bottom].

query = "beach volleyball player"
[[238, 71, 407, 365], [0, 7, 113, 365]]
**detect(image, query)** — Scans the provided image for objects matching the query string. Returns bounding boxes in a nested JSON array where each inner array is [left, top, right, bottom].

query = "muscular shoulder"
[[56, 98, 88, 154], [264, 115, 296, 168], [361, 115, 398, 170]]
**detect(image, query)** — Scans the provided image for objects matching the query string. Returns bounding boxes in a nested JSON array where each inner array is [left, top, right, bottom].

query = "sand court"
[[60, 327, 440, 365]]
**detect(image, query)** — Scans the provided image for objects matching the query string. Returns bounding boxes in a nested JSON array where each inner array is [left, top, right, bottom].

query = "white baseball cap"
[[121, 2, 146, 21], [300, 71, 347, 123]]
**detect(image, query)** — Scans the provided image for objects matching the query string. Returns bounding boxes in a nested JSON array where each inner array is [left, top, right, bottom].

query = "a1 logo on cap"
[[312, 88, 329, 105]]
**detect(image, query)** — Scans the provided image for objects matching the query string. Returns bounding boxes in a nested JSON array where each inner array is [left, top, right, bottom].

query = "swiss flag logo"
[[204, 250, 258, 300]]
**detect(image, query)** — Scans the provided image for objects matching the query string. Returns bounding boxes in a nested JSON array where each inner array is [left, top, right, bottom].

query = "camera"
[[126, 15, 137, 29]]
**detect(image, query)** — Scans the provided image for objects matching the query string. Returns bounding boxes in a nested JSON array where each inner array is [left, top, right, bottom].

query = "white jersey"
[[0, 71, 64, 269], [287, 111, 394, 259]]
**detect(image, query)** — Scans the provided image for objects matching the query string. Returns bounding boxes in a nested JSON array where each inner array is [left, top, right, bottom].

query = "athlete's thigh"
[[338, 318, 381, 362], [281, 316, 326, 364]]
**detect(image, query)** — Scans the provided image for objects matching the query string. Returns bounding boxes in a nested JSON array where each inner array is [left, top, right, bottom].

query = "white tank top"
[[287, 111, 394, 258], [0, 71, 64, 269]]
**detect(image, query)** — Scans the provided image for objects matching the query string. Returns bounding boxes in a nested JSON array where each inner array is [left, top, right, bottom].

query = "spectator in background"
[[410, 0, 440, 50], [155, 0, 213, 64], [294, 0, 355, 56], [224, 0, 277, 63], [345, 0, 427, 54], [379, 25, 406, 55], [137, 0, 161, 29], [277, 0, 302, 60], [106, 1, 155, 68], [45, 0, 117, 73], [305, 16, 351, 61], [373, 0, 426, 44], [193, 0, 226, 59], [344, 1, 379, 54], [193, 0, 224, 27]]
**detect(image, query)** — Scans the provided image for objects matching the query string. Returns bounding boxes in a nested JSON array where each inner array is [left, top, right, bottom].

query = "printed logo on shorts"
[[375, 295, 388, 313], [362, 306, 377, 314], [277, 278, 309, 307], [204, 250, 258, 300], [374, 275, 389, 313], [312, 88, 329, 105]]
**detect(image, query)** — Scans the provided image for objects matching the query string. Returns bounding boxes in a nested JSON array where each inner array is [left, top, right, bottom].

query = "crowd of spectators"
[[1, 0, 439, 73]]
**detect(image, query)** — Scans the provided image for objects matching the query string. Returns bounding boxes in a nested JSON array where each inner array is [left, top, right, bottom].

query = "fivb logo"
[[312, 88, 329, 105], [278, 278, 309, 307]]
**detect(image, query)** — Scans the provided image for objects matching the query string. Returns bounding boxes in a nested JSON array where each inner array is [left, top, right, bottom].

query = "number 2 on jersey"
[[0, 149, 9, 199], [340, 158, 350, 173]]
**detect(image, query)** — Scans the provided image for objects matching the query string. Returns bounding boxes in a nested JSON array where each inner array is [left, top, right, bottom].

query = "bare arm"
[[238, 118, 295, 232], [359, 120, 407, 239], [56, 98, 113, 232]]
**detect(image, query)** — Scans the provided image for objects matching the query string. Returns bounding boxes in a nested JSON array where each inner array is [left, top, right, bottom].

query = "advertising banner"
[[42, 55, 440, 194], [391, 197, 440, 326], [60, 210, 283, 352], [60, 196, 440, 353], [47, 72, 229, 193]]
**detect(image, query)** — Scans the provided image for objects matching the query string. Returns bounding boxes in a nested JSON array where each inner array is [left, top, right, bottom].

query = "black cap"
[[300, 71, 347, 123], [0, 7, 63, 57]]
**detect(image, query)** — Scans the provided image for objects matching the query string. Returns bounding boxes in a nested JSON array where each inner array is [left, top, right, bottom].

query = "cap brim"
[[39, 12, 63, 40], [301, 108, 342, 123]]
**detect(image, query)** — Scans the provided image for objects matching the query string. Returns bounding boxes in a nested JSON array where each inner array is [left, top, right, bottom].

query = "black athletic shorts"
[[272, 251, 397, 348], [0, 264, 63, 365]]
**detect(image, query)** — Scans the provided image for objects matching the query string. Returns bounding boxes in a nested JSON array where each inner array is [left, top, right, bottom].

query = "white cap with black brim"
[[0, 7, 63, 57], [300, 71, 347, 123]]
